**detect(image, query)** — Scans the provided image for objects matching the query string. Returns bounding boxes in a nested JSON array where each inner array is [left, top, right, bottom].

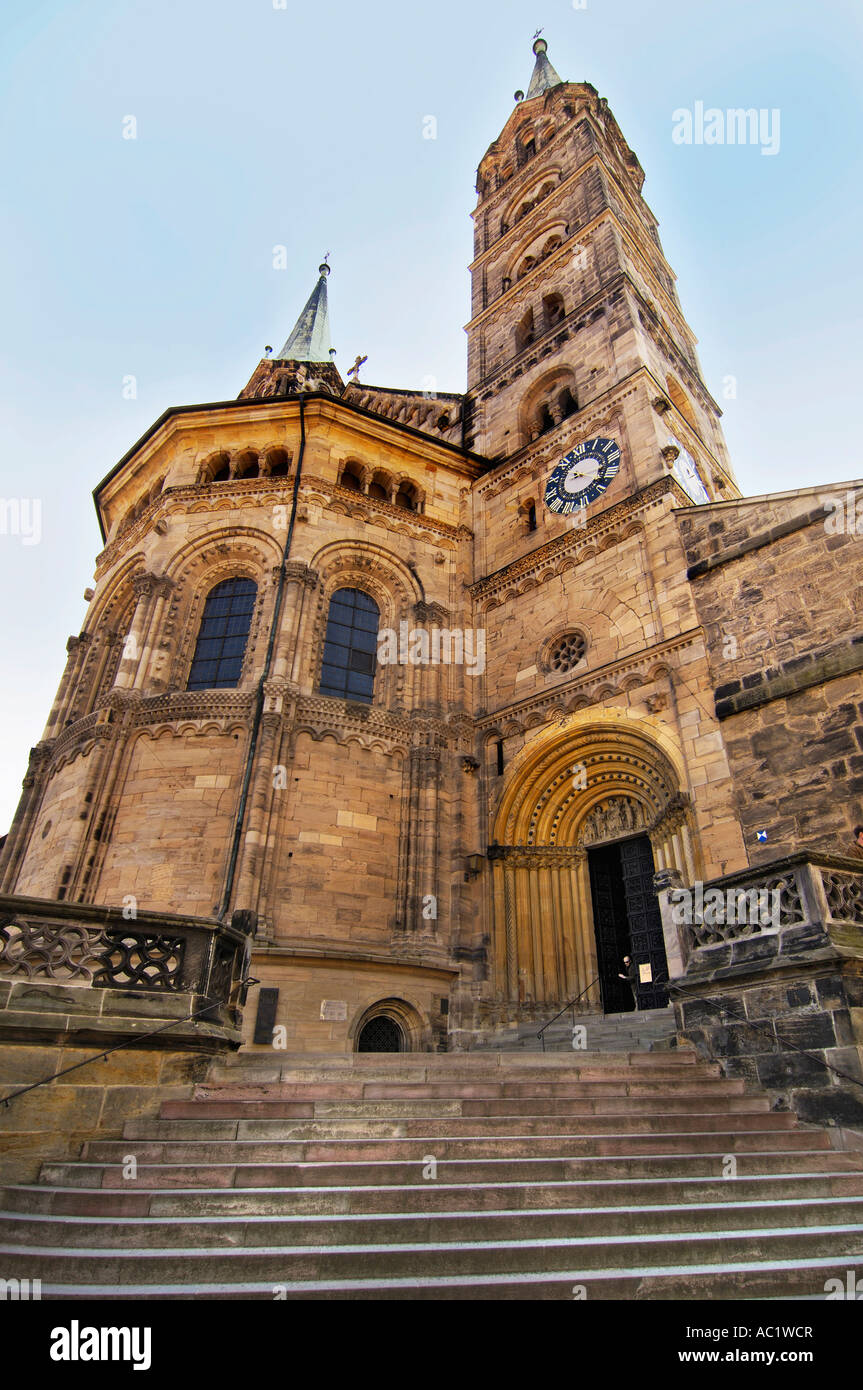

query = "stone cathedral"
[[2, 39, 861, 1126]]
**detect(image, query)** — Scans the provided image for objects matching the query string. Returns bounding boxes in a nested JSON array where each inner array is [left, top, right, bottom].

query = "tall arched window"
[[319, 588, 380, 703], [187, 578, 257, 691]]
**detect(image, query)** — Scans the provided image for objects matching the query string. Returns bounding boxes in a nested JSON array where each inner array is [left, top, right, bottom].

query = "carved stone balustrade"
[[0, 893, 250, 1050]]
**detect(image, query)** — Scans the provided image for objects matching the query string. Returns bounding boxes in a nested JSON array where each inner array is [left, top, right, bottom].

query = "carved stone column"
[[232, 706, 284, 916], [277, 562, 319, 686], [0, 744, 53, 892], [396, 744, 441, 934], [45, 634, 92, 739], [503, 862, 518, 1001], [113, 574, 158, 690], [136, 577, 175, 691]]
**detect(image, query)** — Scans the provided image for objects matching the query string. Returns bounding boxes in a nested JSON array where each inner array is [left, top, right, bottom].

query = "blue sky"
[[1, 0, 862, 830]]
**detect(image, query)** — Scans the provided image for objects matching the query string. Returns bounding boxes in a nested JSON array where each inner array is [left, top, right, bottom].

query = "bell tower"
[[467, 37, 738, 506]]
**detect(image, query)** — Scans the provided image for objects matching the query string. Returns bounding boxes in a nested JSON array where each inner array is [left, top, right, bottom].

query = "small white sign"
[[638, 964, 653, 984], [320, 999, 347, 1021]]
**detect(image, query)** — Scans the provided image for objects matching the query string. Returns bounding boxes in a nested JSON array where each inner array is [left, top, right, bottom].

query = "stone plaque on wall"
[[320, 999, 347, 1021]]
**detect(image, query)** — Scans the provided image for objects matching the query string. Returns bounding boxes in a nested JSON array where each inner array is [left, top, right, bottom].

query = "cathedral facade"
[[2, 39, 862, 1082]]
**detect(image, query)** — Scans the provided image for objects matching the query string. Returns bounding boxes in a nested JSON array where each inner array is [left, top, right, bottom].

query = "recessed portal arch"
[[489, 709, 698, 1010]]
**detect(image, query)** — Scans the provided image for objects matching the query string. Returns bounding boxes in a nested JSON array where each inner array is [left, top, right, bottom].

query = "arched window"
[[537, 402, 555, 434], [527, 502, 537, 533], [368, 472, 392, 503], [203, 452, 231, 484], [558, 387, 578, 419], [515, 307, 535, 354], [544, 293, 565, 330], [234, 451, 260, 480], [319, 588, 380, 703], [266, 448, 290, 478], [395, 483, 418, 511], [340, 463, 364, 492], [187, 578, 257, 691]]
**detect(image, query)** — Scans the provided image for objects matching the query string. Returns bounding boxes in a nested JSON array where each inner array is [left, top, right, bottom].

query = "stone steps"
[[186, 1079, 750, 1102], [150, 1108, 797, 1135], [472, 1007, 679, 1054], [1, 1049, 861, 1300], [31, 1146, 856, 1189], [9, 1168, 863, 1217], [5, 1194, 863, 1249], [7, 1224, 863, 1285], [35, 1254, 863, 1301], [203, 1050, 705, 1085]]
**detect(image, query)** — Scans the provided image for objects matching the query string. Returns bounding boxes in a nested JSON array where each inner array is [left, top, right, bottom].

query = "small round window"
[[548, 632, 586, 673]]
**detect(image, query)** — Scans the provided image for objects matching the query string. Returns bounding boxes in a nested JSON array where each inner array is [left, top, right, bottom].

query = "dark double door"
[[588, 835, 669, 1012]]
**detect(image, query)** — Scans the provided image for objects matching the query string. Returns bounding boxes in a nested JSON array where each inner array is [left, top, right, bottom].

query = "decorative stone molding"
[[282, 561, 320, 589], [471, 478, 672, 605], [821, 870, 863, 925], [132, 572, 158, 600], [490, 844, 585, 869], [413, 601, 451, 624], [474, 633, 686, 736], [579, 795, 647, 846]]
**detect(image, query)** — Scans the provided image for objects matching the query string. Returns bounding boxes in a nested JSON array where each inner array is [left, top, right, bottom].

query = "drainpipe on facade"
[[216, 393, 307, 923]]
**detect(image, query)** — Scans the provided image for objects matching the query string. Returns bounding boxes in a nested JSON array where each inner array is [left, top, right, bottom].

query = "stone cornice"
[[471, 476, 684, 597], [95, 475, 472, 577], [311, 477, 470, 542], [474, 628, 702, 732], [250, 940, 460, 980]]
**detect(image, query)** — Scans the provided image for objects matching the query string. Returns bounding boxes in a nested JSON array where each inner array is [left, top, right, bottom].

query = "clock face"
[[544, 437, 621, 516], [668, 437, 710, 505]]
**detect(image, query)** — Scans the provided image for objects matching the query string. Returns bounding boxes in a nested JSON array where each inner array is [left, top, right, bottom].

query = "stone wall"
[[673, 854, 863, 1132], [679, 488, 863, 861]]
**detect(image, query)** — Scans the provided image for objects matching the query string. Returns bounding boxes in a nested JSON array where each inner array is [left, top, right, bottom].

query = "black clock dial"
[[544, 436, 621, 515]]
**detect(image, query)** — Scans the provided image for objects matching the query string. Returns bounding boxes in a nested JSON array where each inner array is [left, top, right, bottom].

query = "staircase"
[[2, 1049, 863, 1300], [473, 1006, 678, 1052]]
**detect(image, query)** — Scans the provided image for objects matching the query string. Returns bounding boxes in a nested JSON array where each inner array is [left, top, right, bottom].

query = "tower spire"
[[525, 34, 563, 100], [277, 260, 333, 362]]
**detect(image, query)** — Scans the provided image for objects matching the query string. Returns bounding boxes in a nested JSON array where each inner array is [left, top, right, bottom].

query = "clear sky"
[[1, 0, 862, 831]]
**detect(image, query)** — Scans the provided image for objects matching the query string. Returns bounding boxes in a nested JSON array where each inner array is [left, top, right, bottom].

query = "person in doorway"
[[618, 955, 639, 1011], [853, 826, 863, 859]]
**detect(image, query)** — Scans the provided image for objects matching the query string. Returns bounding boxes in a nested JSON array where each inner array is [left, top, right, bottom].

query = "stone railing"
[[669, 853, 863, 953], [0, 894, 251, 1048]]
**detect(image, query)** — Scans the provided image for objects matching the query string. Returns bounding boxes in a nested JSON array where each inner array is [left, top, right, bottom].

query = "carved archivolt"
[[475, 651, 680, 740], [301, 541, 427, 709], [161, 530, 283, 691], [492, 707, 686, 849]]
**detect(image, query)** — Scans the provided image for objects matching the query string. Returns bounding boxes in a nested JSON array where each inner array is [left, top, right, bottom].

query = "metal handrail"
[[537, 978, 600, 1051], [657, 975, 863, 1094], [0, 977, 259, 1109]]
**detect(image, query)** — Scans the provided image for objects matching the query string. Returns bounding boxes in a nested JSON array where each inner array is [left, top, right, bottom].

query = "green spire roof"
[[277, 261, 333, 362], [526, 37, 563, 99]]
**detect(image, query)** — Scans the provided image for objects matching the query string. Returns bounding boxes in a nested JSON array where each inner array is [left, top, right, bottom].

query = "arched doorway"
[[588, 832, 669, 1012], [490, 710, 696, 1013], [357, 1016, 405, 1053]]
